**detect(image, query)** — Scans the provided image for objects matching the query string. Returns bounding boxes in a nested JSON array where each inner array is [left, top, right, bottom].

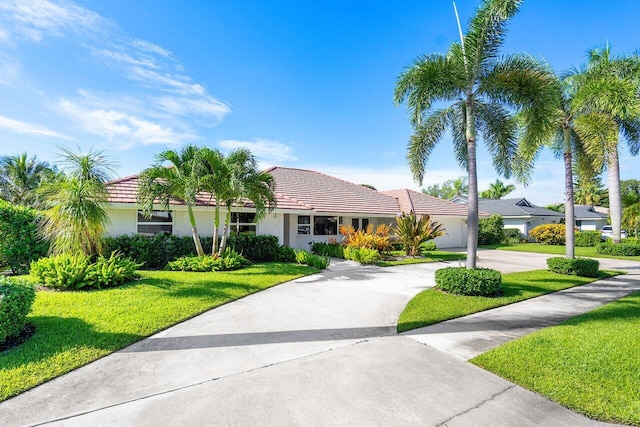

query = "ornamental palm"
[[393, 212, 445, 257], [394, 0, 557, 268], [138, 145, 205, 256], [0, 152, 57, 207], [480, 179, 516, 199], [198, 147, 226, 255]]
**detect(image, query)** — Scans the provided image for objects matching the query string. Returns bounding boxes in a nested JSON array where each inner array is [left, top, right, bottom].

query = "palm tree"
[[0, 152, 57, 207], [572, 45, 640, 243], [394, 0, 557, 268], [217, 148, 276, 255], [480, 179, 516, 199], [40, 147, 116, 256], [198, 147, 227, 255], [138, 145, 205, 257], [573, 174, 607, 206]]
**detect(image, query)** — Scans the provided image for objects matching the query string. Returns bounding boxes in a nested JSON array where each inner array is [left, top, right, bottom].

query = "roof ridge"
[[106, 174, 140, 185]]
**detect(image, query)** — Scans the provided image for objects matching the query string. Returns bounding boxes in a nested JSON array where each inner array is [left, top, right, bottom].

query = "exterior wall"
[[502, 218, 528, 236], [105, 208, 137, 236], [431, 216, 466, 248], [258, 213, 284, 244], [529, 216, 561, 233], [172, 208, 216, 237], [577, 219, 607, 231]]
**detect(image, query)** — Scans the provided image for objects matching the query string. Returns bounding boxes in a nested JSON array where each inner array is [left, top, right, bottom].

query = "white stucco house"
[[574, 205, 609, 231], [105, 166, 472, 250]]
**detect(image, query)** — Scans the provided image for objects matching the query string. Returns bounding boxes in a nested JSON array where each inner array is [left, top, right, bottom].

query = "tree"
[[40, 147, 115, 256], [394, 0, 556, 268], [198, 147, 226, 255], [422, 176, 467, 199], [138, 145, 205, 257], [572, 45, 640, 243], [573, 174, 607, 206], [393, 212, 445, 256], [621, 179, 640, 237], [0, 152, 57, 207], [480, 179, 516, 199]]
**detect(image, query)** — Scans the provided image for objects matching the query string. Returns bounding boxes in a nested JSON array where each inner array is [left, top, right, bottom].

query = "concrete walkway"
[[2, 250, 639, 426]]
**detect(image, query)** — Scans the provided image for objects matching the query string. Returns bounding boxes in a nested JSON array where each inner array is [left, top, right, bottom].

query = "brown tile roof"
[[381, 189, 476, 217]]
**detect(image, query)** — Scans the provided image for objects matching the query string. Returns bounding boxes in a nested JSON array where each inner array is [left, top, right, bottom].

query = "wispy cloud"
[[0, 114, 70, 139], [219, 139, 298, 165]]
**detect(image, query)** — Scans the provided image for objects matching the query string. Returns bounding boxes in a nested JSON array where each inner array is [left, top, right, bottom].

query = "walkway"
[[1, 251, 638, 426]]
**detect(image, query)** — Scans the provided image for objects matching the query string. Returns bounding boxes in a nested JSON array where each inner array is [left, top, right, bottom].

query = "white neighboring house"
[[574, 205, 609, 231], [104, 167, 472, 250]]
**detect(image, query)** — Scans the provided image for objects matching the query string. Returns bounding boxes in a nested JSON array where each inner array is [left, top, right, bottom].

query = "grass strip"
[[471, 291, 640, 426], [397, 269, 617, 333], [483, 243, 640, 261], [0, 263, 315, 402]]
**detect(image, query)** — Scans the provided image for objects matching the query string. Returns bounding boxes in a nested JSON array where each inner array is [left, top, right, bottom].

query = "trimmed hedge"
[[165, 250, 250, 272], [546, 257, 599, 277], [0, 276, 36, 344], [0, 201, 49, 274], [343, 247, 380, 264], [529, 224, 566, 245], [227, 235, 279, 262], [275, 245, 296, 263], [478, 214, 504, 245], [435, 267, 503, 297], [596, 241, 640, 256], [574, 231, 601, 247]]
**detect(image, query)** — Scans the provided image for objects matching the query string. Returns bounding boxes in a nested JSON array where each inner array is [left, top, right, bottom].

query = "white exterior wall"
[[258, 213, 284, 244], [105, 208, 137, 236], [502, 218, 528, 236], [577, 219, 607, 231], [431, 216, 466, 248], [172, 208, 215, 237]]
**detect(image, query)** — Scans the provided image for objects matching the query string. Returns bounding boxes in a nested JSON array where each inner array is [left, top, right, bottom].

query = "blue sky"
[[0, 0, 638, 205]]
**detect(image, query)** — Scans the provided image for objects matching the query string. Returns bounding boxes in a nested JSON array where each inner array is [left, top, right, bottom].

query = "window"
[[230, 212, 257, 236], [314, 216, 338, 235], [351, 218, 369, 231], [137, 210, 172, 236], [298, 216, 311, 235]]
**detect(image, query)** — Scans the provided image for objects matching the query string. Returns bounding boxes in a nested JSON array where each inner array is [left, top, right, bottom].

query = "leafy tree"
[[394, 0, 556, 268], [138, 145, 205, 257], [621, 179, 640, 237], [480, 179, 516, 199], [0, 152, 57, 207], [422, 176, 467, 199], [392, 212, 445, 256], [574, 174, 608, 206], [40, 147, 115, 256]]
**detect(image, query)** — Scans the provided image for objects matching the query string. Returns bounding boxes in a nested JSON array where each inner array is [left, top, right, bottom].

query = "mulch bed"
[[0, 324, 36, 353]]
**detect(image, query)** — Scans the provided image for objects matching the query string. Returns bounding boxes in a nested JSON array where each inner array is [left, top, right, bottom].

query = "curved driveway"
[[2, 250, 639, 426]]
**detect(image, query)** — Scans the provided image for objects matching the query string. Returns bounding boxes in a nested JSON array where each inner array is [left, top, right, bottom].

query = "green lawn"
[[0, 263, 315, 402], [377, 250, 466, 267], [471, 291, 640, 425], [483, 243, 640, 261], [397, 270, 617, 333]]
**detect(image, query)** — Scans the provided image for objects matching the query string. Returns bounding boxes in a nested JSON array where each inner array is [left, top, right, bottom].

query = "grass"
[[471, 291, 640, 425], [377, 250, 465, 267], [483, 243, 640, 261], [0, 263, 315, 402], [397, 269, 617, 333]]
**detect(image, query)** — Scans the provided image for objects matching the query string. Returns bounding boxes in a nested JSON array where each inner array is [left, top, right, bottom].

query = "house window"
[[137, 210, 173, 236], [298, 216, 311, 235], [314, 216, 338, 235], [351, 218, 369, 231], [230, 212, 257, 236]]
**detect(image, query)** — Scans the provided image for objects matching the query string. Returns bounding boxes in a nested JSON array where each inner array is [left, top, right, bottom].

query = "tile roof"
[[381, 189, 472, 217]]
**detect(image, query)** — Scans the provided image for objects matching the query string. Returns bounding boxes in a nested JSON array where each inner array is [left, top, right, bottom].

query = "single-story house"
[[574, 205, 609, 231], [105, 166, 473, 250]]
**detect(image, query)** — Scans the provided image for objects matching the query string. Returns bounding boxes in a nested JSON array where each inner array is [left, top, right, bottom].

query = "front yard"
[[483, 243, 640, 261], [0, 263, 315, 402]]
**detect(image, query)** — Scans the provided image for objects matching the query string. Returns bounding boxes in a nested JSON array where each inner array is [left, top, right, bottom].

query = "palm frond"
[[406, 109, 452, 184]]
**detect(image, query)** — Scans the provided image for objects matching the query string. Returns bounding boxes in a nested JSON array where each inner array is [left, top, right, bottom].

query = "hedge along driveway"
[[0, 264, 315, 402]]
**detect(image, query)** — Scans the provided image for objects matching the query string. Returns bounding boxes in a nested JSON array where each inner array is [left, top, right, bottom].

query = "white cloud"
[[0, 114, 69, 139], [219, 139, 298, 165], [130, 39, 173, 59]]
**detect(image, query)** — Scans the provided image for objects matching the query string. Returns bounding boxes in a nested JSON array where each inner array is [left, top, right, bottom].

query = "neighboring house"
[[105, 167, 472, 250], [452, 197, 564, 237], [574, 205, 609, 231]]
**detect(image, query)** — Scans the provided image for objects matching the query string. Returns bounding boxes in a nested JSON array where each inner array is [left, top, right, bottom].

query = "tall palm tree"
[[394, 0, 557, 268], [0, 152, 57, 207], [480, 179, 516, 199], [40, 147, 116, 256], [198, 147, 227, 255], [138, 145, 205, 256], [572, 45, 640, 243], [217, 148, 276, 255]]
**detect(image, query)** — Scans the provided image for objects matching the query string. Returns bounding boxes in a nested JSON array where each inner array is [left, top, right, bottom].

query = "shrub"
[[0, 201, 49, 274], [529, 224, 566, 245], [312, 242, 345, 258], [343, 247, 380, 264], [435, 267, 502, 297], [478, 214, 504, 245], [30, 252, 142, 290], [0, 276, 36, 344], [596, 241, 640, 256], [392, 212, 445, 256], [166, 250, 250, 272], [340, 224, 392, 252], [421, 241, 438, 253], [574, 231, 601, 247], [294, 250, 329, 270], [501, 228, 523, 245], [546, 257, 599, 277], [275, 245, 296, 263], [227, 235, 279, 262]]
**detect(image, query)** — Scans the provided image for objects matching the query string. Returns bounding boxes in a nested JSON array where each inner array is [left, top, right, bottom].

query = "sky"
[[0, 0, 639, 206]]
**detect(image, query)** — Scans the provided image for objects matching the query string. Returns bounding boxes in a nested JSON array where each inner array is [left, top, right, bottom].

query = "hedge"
[[0, 201, 49, 274], [435, 267, 502, 296], [574, 231, 601, 247], [529, 224, 566, 245], [596, 241, 640, 256], [227, 235, 279, 262], [312, 242, 345, 258], [478, 214, 504, 245], [0, 276, 36, 344], [343, 247, 380, 264], [546, 257, 599, 277]]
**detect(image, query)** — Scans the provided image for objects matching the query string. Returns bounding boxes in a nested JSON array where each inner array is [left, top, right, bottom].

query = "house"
[[105, 167, 472, 250], [452, 197, 564, 237], [574, 205, 609, 231]]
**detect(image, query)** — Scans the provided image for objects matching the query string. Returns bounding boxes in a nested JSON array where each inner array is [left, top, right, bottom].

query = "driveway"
[[2, 251, 638, 426]]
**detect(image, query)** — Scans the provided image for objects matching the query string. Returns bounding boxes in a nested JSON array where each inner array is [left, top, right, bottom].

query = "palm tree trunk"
[[466, 103, 478, 269], [563, 128, 575, 259], [211, 203, 220, 256], [187, 205, 205, 256], [608, 148, 622, 243], [218, 204, 232, 255]]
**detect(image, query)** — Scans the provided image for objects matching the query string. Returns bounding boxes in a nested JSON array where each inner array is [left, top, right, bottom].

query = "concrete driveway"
[[2, 250, 638, 426]]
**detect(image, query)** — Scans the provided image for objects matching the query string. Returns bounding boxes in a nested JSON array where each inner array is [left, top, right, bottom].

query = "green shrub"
[[166, 250, 250, 272], [574, 231, 601, 247], [420, 241, 437, 253], [227, 235, 279, 262], [295, 250, 329, 270], [343, 247, 380, 264], [501, 228, 523, 244], [0, 276, 36, 344], [0, 201, 49, 274], [478, 214, 504, 245], [275, 245, 296, 263], [596, 241, 640, 256], [546, 257, 599, 277], [30, 252, 142, 290], [435, 267, 503, 296], [529, 224, 566, 245], [311, 242, 345, 258]]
